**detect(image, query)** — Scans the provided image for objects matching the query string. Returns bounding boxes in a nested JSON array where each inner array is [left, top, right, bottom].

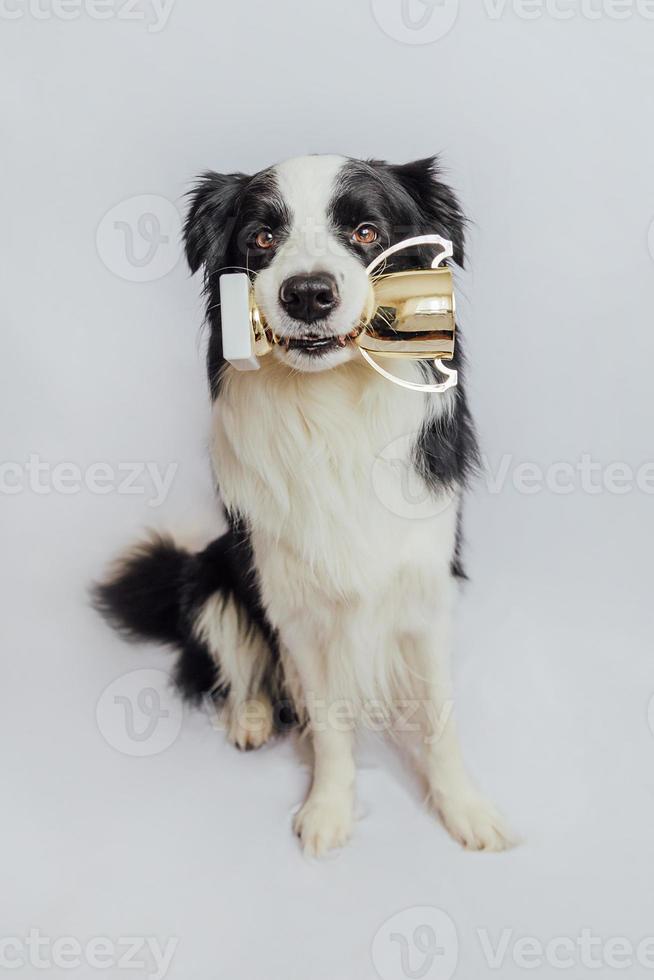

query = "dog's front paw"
[[436, 792, 518, 852], [293, 793, 354, 857]]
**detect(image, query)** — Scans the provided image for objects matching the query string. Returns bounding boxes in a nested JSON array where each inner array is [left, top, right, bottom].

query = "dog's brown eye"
[[352, 224, 379, 245], [254, 230, 276, 249]]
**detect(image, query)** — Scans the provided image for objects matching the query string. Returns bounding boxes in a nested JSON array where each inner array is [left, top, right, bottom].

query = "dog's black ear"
[[184, 171, 250, 274], [390, 156, 466, 266]]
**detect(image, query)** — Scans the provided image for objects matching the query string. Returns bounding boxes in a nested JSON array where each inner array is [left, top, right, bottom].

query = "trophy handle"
[[365, 234, 453, 276], [358, 349, 458, 393]]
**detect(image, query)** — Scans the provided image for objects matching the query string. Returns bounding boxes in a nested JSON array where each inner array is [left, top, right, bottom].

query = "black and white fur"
[[96, 154, 515, 856]]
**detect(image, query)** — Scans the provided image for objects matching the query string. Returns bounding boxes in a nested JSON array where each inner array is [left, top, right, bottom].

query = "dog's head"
[[184, 154, 465, 387]]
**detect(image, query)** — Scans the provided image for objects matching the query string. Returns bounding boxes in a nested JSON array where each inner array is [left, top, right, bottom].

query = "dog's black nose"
[[278, 273, 340, 323]]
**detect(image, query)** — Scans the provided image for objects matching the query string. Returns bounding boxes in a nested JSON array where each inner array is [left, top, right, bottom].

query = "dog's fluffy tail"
[[93, 533, 225, 702], [93, 534, 190, 647], [93, 527, 284, 708]]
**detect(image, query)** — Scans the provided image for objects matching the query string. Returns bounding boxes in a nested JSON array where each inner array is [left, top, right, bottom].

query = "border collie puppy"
[[96, 154, 515, 856]]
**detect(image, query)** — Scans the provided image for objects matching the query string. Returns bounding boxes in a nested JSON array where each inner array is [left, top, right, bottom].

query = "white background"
[[2, 1, 654, 978]]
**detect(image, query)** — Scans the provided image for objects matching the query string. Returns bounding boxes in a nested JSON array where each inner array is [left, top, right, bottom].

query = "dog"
[[96, 154, 515, 856]]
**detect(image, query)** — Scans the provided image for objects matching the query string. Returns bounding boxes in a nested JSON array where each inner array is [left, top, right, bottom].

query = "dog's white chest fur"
[[211, 358, 459, 704]]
